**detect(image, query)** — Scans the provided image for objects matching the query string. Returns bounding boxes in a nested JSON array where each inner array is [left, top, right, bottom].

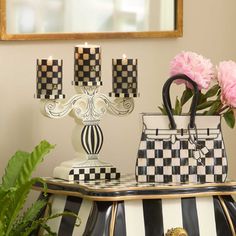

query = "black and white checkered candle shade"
[[74, 45, 102, 86], [109, 58, 139, 98], [36, 59, 65, 99]]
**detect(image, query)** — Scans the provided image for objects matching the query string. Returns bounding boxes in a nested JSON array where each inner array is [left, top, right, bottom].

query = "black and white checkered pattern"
[[136, 130, 228, 183], [42, 174, 236, 192], [74, 46, 102, 86], [108, 92, 139, 98], [44, 174, 141, 188], [111, 58, 138, 96], [68, 167, 120, 181], [36, 59, 65, 99]]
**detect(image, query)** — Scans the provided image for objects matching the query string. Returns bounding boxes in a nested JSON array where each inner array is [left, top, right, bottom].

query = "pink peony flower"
[[217, 60, 236, 108], [170, 51, 214, 90]]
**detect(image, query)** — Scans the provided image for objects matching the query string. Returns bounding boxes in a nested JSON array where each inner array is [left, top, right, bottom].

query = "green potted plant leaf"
[[0, 140, 79, 236]]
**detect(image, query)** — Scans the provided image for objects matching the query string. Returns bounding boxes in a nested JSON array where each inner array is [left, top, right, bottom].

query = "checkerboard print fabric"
[[69, 167, 120, 181], [110, 58, 138, 97], [74, 46, 102, 86], [135, 115, 228, 183], [36, 59, 65, 99]]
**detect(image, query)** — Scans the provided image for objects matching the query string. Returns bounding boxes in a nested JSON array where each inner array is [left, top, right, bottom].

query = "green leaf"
[[180, 87, 193, 106], [20, 211, 79, 236], [11, 199, 47, 236], [5, 178, 43, 236], [223, 109, 235, 128], [205, 100, 222, 115], [2, 140, 55, 190], [23, 200, 47, 223], [174, 97, 182, 115], [16, 140, 55, 186], [0, 188, 17, 233], [0, 220, 4, 236], [0, 188, 16, 210], [204, 84, 220, 98], [196, 100, 216, 111], [1, 151, 30, 190], [158, 105, 167, 115], [0, 140, 55, 236], [0, 188, 11, 206], [198, 91, 207, 105]]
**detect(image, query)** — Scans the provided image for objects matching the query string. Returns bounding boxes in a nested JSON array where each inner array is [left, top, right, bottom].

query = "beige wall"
[[1, 0, 236, 187]]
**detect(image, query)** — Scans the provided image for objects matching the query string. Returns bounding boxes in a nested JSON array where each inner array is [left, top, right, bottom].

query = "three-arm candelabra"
[[36, 44, 138, 181]]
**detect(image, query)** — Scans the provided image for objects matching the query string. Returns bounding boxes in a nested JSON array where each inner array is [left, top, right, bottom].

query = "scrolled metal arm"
[[96, 93, 134, 116], [41, 94, 86, 119], [41, 86, 134, 124]]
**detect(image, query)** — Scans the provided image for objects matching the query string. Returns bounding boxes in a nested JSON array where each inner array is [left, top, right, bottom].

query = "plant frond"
[[11, 199, 47, 235], [1, 151, 30, 190], [16, 141, 55, 186], [5, 178, 44, 235]]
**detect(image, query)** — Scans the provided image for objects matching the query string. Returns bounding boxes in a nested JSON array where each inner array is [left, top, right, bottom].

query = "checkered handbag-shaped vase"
[[136, 74, 228, 183]]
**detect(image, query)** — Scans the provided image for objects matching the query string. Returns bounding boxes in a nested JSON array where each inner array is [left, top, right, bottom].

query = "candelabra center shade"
[[74, 44, 102, 87]]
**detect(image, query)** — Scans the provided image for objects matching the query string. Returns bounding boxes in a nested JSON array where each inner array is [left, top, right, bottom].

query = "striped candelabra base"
[[81, 124, 103, 156], [72, 124, 120, 181]]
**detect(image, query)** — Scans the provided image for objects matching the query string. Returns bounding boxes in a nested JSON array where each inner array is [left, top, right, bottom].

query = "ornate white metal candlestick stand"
[[36, 45, 138, 181], [40, 86, 135, 181]]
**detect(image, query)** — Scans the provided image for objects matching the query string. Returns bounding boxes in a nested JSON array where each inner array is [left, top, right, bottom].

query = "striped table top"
[[33, 174, 236, 201]]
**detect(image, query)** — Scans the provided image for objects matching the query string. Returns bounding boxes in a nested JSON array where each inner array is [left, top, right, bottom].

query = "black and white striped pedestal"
[[81, 124, 103, 155], [34, 176, 236, 236], [38, 194, 236, 236]]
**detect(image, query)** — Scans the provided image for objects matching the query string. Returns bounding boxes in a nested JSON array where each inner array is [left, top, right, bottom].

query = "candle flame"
[[85, 42, 88, 46], [122, 54, 127, 59]]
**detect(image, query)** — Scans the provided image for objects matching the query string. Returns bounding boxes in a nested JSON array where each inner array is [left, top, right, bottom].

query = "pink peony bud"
[[217, 60, 236, 108], [170, 51, 214, 90]]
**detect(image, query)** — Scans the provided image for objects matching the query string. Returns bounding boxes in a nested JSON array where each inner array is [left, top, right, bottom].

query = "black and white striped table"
[[33, 175, 236, 236]]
